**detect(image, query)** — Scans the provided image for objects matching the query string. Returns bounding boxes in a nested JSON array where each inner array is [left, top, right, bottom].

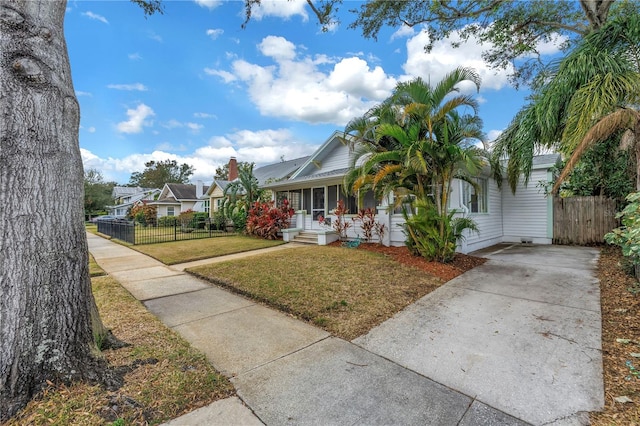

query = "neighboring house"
[[205, 156, 310, 217], [205, 179, 230, 215], [150, 181, 209, 217], [108, 186, 160, 217], [262, 131, 560, 253]]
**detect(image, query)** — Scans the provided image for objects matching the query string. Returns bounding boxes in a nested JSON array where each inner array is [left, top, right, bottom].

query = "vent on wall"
[[521, 239, 533, 245]]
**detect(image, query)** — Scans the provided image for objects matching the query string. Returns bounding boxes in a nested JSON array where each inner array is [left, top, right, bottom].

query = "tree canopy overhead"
[[128, 159, 194, 188], [245, 0, 638, 86], [492, 12, 640, 193]]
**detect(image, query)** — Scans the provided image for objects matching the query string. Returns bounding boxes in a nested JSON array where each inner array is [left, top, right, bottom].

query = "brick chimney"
[[228, 157, 238, 181]]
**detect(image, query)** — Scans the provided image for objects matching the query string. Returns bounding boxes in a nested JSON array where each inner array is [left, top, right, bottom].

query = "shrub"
[[231, 210, 247, 232], [158, 216, 177, 227], [246, 199, 294, 239], [318, 200, 351, 240], [211, 212, 226, 230], [402, 198, 478, 263], [351, 207, 386, 243], [605, 192, 640, 277], [129, 204, 157, 226]]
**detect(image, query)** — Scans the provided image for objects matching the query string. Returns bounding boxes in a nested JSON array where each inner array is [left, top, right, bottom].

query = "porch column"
[[295, 210, 306, 230], [377, 205, 391, 246]]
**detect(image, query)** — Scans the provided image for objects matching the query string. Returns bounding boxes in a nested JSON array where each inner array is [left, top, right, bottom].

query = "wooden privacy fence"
[[553, 196, 620, 245]]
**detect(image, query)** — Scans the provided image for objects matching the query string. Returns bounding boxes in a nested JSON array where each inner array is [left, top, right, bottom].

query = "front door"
[[312, 187, 325, 228]]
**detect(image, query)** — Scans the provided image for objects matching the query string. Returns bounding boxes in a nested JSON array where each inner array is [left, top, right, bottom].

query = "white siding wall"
[[181, 201, 197, 212], [156, 205, 169, 217], [502, 169, 552, 244], [309, 142, 351, 176], [456, 178, 504, 253], [389, 215, 406, 247]]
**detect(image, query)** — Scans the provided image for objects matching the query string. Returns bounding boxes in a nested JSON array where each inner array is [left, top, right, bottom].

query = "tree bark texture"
[[0, 0, 108, 420]]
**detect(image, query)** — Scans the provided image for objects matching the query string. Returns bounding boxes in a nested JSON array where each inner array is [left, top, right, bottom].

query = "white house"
[[108, 186, 160, 217], [262, 131, 559, 253], [150, 181, 209, 218]]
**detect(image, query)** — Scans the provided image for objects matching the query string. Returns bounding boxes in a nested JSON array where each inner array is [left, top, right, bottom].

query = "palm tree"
[[224, 162, 263, 208], [492, 14, 640, 193], [346, 68, 484, 213], [344, 68, 486, 261]]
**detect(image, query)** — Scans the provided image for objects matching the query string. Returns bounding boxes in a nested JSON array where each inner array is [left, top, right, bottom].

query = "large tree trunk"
[[0, 0, 113, 420]]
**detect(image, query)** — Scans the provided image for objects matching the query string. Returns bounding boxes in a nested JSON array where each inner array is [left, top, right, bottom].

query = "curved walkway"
[[87, 233, 602, 425]]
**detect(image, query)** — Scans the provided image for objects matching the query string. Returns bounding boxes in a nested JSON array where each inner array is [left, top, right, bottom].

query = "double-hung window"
[[462, 178, 488, 213]]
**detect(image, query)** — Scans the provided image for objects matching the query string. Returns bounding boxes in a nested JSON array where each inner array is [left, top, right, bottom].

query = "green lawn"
[[130, 235, 286, 265], [187, 245, 443, 340]]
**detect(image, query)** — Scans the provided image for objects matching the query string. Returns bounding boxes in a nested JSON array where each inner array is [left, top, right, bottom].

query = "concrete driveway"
[[354, 243, 603, 425]]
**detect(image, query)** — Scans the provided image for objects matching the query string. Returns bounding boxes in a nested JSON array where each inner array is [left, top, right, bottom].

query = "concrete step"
[[293, 232, 318, 244]]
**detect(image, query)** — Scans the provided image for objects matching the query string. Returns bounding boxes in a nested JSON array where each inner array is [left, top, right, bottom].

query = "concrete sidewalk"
[[88, 233, 602, 425]]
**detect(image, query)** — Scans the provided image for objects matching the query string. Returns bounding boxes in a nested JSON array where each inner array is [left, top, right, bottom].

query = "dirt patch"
[[591, 245, 640, 424]]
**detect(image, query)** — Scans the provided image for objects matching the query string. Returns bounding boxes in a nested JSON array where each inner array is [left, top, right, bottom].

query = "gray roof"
[[212, 180, 230, 192], [159, 183, 210, 202], [532, 153, 561, 167], [254, 156, 310, 186], [112, 186, 158, 198], [263, 167, 350, 189]]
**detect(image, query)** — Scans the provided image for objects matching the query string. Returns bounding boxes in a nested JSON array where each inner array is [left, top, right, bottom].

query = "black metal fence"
[[97, 217, 238, 245]]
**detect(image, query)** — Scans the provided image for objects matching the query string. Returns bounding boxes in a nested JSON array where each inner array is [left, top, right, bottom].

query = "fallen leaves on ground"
[[591, 245, 640, 424]]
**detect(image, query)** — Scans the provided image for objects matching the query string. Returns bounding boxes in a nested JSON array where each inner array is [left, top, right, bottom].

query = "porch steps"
[[292, 231, 318, 245]]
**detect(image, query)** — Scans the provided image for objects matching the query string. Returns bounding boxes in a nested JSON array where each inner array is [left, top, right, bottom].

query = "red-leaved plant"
[[330, 200, 352, 240], [352, 207, 387, 243], [245, 199, 294, 240]]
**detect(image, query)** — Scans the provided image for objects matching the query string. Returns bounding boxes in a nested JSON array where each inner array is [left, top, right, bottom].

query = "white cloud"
[[402, 28, 512, 91], [107, 83, 148, 91], [148, 31, 162, 42], [486, 129, 503, 142], [204, 68, 237, 83], [116, 104, 155, 134], [194, 0, 222, 10], [87, 126, 96, 133], [194, 112, 217, 119], [161, 119, 203, 134], [210, 36, 396, 126], [82, 11, 108, 24], [76, 91, 92, 97], [186, 123, 204, 132], [128, 53, 142, 60], [531, 34, 568, 56], [390, 25, 415, 41], [156, 142, 188, 151], [259, 36, 297, 61], [81, 128, 320, 184], [163, 119, 183, 129], [248, 0, 308, 21], [206, 28, 224, 40]]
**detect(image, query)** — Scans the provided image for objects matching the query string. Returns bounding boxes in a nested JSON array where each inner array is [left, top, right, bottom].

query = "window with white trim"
[[462, 178, 488, 213], [167, 206, 175, 216]]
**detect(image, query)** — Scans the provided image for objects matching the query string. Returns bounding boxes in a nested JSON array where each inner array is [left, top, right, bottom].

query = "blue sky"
[[65, 0, 562, 185]]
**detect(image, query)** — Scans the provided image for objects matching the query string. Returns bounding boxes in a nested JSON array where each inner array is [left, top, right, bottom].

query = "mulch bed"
[[591, 245, 640, 424], [336, 241, 487, 282]]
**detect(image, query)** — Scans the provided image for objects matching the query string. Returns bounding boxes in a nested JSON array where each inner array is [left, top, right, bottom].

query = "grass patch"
[[89, 254, 106, 277], [130, 236, 285, 265], [187, 245, 443, 340], [8, 275, 234, 425]]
